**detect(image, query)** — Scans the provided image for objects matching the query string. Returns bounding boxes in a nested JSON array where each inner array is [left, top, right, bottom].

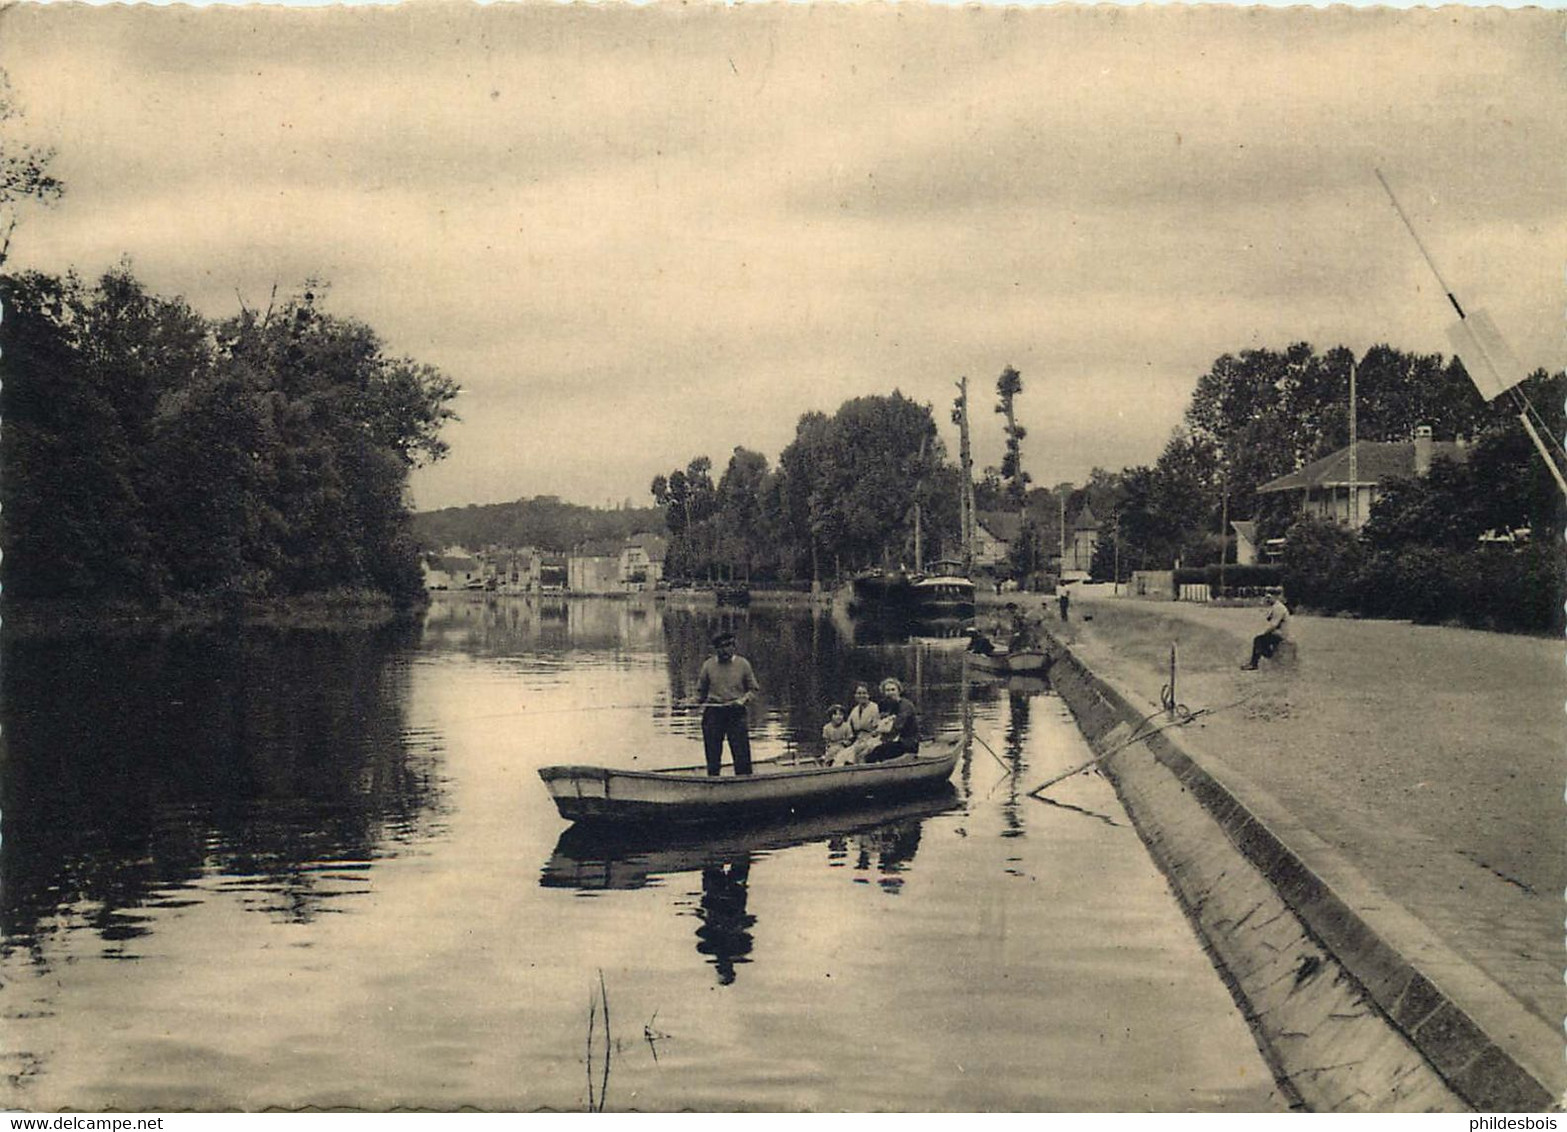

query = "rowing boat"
[[538, 740, 961, 826], [540, 787, 962, 890], [967, 647, 1051, 676]]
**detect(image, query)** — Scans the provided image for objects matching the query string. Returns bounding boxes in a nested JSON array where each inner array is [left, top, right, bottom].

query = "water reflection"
[[541, 790, 962, 983], [999, 690, 1032, 839], [0, 596, 1284, 1111], [0, 624, 440, 962], [694, 856, 754, 985]]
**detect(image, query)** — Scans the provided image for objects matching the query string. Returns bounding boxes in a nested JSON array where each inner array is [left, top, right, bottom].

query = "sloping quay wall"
[[1041, 632, 1560, 1113]]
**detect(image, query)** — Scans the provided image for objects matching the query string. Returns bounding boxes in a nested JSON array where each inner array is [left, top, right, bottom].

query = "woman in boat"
[[842, 683, 882, 763], [864, 677, 920, 764]]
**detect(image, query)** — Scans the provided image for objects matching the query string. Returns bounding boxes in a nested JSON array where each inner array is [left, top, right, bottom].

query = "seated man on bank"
[[1241, 587, 1291, 671], [863, 677, 920, 764]]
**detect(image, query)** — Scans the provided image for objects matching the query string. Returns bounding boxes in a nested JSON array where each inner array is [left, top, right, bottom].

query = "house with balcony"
[[620, 534, 667, 591], [1255, 426, 1466, 530]]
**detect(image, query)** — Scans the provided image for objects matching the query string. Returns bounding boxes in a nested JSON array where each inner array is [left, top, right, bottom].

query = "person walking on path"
[[1241, 588, 1291, 670], [1057, 586, 1070, 622], [698, 630, 761, 775]]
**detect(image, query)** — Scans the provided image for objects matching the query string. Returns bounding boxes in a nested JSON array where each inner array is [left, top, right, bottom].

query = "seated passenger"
[[965, 626, 996, 656], [821, 703, 854, 764], [843, 683, 882, 762], [864, 677, 919, 764]]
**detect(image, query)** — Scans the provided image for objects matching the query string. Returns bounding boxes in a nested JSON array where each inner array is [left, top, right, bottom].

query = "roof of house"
[[625, 533, 668, 563], [1256, 440, 1467, 495], [573, 539, 624, 558], [1072, 504, 1100, 532], [977, 511, 1022, 543], [429, 554, 479, 574]]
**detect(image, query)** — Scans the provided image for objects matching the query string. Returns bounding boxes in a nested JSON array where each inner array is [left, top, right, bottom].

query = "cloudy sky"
[[2, 4, 1561, 511]]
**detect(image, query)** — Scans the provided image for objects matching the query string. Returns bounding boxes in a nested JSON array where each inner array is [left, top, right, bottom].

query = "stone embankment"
[[1032, 590, 1562, 1112]]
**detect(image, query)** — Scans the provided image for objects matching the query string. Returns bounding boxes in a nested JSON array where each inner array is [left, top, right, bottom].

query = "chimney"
[[1413, 425, 1434, 476]]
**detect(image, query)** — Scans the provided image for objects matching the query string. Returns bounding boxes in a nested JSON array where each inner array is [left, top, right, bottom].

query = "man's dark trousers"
[[702, 704, 753, 776]]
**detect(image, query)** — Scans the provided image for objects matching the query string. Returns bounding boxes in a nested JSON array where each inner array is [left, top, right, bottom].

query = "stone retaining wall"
[[1043, 631, 1560, 1112]]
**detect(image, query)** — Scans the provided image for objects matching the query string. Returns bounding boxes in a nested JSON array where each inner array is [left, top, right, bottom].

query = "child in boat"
[[821, 703, 854, 764]]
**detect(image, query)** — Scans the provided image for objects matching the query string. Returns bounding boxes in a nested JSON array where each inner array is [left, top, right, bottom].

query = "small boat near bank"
[[538, 740, 961, 826], [967, 647, 1051, 676]]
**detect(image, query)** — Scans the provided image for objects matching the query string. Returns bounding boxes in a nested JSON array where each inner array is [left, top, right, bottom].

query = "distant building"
[[489, 546, 543, 593], [1067, 505, 1100, 575], [423, 546, 482, 590], [1255, 426, 1466, 530], [974, 512, 1019, 569], [621, 534, 667, 591], [568, 540, 623, 594]]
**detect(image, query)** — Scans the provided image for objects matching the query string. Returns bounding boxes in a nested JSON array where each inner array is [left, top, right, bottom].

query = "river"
[[0, 594, 1282, 1111]]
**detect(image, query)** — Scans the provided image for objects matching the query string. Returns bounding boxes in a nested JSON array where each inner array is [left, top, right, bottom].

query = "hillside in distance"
[[412, 496, 667, 553]]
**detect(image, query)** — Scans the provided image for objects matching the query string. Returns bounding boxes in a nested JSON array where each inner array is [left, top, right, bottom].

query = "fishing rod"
[[1025, 690, 1261, 798]]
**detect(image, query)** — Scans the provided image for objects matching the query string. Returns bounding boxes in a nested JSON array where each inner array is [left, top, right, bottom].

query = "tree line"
[[413, 496, 666, 555], [651, 390, 978, 583], [1077, 342, 1563, 631], [1081, 342, 1562, 577], [1, 267, 460, 606]]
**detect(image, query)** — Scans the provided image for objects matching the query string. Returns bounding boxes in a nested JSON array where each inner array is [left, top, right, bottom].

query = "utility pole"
[[1348, 355, 1359, 526], [1059, 490, 1067, 569], [1219, 480, 1228, 598], [1113, 511, 1121, 596]]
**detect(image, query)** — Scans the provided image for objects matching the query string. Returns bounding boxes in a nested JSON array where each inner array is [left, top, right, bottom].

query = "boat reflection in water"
[[541, 789, 962, 983]]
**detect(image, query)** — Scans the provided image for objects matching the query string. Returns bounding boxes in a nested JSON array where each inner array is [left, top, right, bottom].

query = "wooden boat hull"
[[541, 787, 962, 890], [967, 649, 1051, 676], [539, 741, 961, 825]]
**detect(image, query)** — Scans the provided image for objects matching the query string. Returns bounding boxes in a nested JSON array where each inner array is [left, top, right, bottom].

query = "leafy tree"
[[1, 268, 458, 606], [1280, 515, 1364, 614], [714, 446, 769, 578], [0, 70, 63, 266], [994, 365, 1030, 507]]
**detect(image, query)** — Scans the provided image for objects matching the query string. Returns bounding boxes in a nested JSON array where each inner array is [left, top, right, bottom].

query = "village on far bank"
[[420, 505, 1103, 598], [418, 416, 1493, 607]]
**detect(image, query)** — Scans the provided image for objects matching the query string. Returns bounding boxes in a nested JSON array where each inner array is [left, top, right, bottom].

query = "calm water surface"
[[1, 595, 1281, 1111]]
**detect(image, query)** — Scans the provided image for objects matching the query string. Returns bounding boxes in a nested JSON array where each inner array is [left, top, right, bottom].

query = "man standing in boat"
[[697, 630, 761, 776]]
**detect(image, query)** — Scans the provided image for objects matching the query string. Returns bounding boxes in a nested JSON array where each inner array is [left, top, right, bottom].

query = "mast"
[[954, 377, 977, 571]]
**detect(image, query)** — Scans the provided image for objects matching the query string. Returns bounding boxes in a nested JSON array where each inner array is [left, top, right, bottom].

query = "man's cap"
[[712, 630, 736, 647]]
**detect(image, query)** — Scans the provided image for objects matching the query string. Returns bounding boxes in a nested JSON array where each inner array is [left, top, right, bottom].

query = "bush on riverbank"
[[1280, 515, 1564, 634]]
